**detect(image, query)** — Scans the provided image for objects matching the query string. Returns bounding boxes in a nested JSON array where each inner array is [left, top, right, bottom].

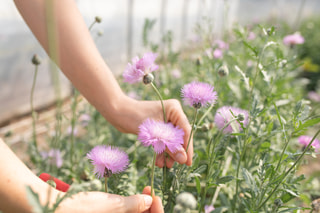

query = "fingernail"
[[175, 152, 186, 164], [143, 195, 153, 210]]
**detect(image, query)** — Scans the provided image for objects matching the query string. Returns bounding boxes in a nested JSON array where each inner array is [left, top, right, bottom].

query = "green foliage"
[[24, 16, 320, 213]]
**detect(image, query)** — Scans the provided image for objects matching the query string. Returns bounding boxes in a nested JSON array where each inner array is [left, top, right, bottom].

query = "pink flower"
[[79, 114, 91, 127], [214, 106, 249, 134], [247, 32, 256, 40], [283, 33, 304, 46], [138, 119, 184, 154], [123, 52, 159, 84], [67, 126, 78, 136], [214, 39, 229, 50], [213, 49, 223, 59], [181, 81, 217, 108], [308, 91, 320, 102], [87, 145, 129, 178], [171, 69, 182, 79], [205, 205, 215, 213], [298, 135, 320, 151], [40, 149, 63, 168]]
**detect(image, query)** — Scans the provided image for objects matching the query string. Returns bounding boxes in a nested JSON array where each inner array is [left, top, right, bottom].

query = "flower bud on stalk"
[[95, 16, 102, 23], [31, 54, 41, 65], [143, 73, 154, 85], [218, 65, 229, 77]]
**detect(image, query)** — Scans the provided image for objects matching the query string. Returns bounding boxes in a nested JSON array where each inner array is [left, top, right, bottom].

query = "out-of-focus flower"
[[67, 126, 78, 136], [79, 114, 91, 126], [247, 32, 256, 40], [171, 68, 182, 79], [181, 81, 217, 108], [87, 145, 129, 178], [298, 135, 320, 152], [283, 33, 304, 46], [214, 39, 229, 50], [214, 106, 249, 134], [308, 91, 320, 102], [176, 192, 197, 210], [204, 205, 215, 213], [247, 60, 253, 67], [123, 52, 159, 84], [138, 119, 184, 154], [40, 149, 63, 168], [213, 49, 223, 59]]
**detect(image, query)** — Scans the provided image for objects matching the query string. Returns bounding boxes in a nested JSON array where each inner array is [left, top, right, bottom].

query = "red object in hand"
[[39, 173, 70, 192]]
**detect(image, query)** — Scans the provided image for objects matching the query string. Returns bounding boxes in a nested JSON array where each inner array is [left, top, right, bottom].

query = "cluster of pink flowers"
[[205, 39, 229, 59], [40, 149, 63, 168]]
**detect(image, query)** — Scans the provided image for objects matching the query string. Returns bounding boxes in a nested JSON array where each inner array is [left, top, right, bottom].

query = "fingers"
[[142, 186, 164, 213], [165, 99, 193, 166], [155, 153, 175, 168], [121, 194, 153, 213]]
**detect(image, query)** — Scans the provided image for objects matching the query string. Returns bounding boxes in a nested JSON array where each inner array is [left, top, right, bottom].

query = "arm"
[[13, 0, 192, 167], [0, 139, 163, 213]]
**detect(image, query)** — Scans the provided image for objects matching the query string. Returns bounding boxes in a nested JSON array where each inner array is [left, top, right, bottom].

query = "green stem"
[[186, 109, 198, 153], [150, 152, 157, 196], [105, 177, 108, 193], [30, 64, 39, 149], [150, 82, 167, 123], [88, 20, 97, 31], [257, 128, 320, 210]]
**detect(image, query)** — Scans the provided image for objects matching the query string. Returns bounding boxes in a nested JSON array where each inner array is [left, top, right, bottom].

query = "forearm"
[[0, 139, 60, 212], [13, 0, 126, 125]]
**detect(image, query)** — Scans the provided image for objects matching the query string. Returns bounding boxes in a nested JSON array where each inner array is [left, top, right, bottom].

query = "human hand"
[[57, 186, 161, 213], [108, 97, 193, 168]]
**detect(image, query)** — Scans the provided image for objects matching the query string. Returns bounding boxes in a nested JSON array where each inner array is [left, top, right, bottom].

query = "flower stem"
[[186, 108, 198, 153], [105, 177, 108, 193], [150, 82, 167, 123], [30, 64, 39, 149], [150, 152, 157, 196]]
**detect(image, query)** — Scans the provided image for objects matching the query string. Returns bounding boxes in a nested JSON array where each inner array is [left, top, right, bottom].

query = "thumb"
[[122, 194, 153, 213]]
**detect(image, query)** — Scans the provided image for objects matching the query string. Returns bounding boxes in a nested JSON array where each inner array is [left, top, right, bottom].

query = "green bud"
[[143, 73, 154, 84], [31, 54, 41, 65], [274, 198, 283, 207], [237, 113, 245, 122], [176, 192, 197, 210], [218, 65, 229, 77], [95, 16, 102, 23]]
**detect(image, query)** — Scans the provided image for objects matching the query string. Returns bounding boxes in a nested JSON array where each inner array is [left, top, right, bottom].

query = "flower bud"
[[274, 198, 283, 207], [237, 113, 245, 122], [192, 102, 202, 109], [95, 16, 102, 23], [176, 192, 197, 210], [200, 123, 210, 132], [143, 73, 154, 84], [31, 54, 41, 65], [218, 65, 229, 77], [196, 57, 202, 66]]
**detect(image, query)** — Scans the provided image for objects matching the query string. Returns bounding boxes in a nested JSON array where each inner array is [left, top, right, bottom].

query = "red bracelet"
[[39, 173, 70, 192]]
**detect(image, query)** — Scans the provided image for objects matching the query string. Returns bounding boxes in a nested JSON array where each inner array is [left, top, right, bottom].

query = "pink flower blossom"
[[40, 149, 63, 168], [298, 135, 320, 151], [181, 81, 217, 108], [213, 49, 223, 59], [214, 39, 229, 50], [247, 32, 256, 40], [123, 52, 159, 84], [138, 119, 184, 154], [171, 69, 182, 79], [87, 145, 129, 178], [214, 106, 249, 134], [283, 33, 304, 46], [308, 91, 320, 102], [205, 205, 215, 213], [79, 114, 91, 127]]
